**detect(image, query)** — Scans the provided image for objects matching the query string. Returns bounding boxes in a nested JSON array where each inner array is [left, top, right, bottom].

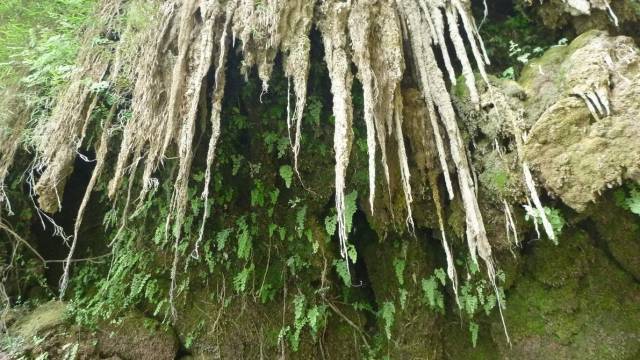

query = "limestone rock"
[[523, 30, 640, 211]]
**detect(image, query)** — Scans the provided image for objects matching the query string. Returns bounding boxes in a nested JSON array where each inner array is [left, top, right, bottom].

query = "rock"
[[5, 302, 179, 360], [523, 31, 640, 211], [96, 312, 179, 360], [521, 0, 640, 33], [587, 192, 640, 281], [491, 230, 640, 359], [9, 301, 66, 339]]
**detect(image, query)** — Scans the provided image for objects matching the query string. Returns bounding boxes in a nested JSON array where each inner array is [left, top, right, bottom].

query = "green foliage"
[[480, 11, 561, 79], [614, 184, 640, 216], [334, 259, 351, 287], [236, 216, 252, 260], [279, 294, 327, 352], [324, 214, 337, 236], [0, 0, 96, 83], [393, 258, 405, 286], [233, 264, 254, 293], [525, 206, 566, 241], [295, 205, 307, 238], [421, 277, 445, 312], [379, 301, 396, 340], [469, 321, 480, 348], [279, 165, 294, 189], [124, 0, 157, 31], [545, 207, 566, 236], [344, 190, 358, 234]]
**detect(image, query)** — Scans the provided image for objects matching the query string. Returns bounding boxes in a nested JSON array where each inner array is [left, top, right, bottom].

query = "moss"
[[9, 301, 67, 339], [587, 191, 640, 281], [453, 75, 471, 99], [492, 230, 640, 359], [443, 319, 500, 360]]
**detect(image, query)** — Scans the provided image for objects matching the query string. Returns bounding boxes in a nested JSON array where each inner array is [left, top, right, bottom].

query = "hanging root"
[[60, 103, 116, 298], [281, 1, 315, 177], [0, 91, 28, 216], [429, 172, 459, 304], [348, 0, 379, 212], [393, 88, 415, 231], [396, 0, 494, 280], [320, 0, 354, 262], [194, 2, 236, 258], [523, 163, 556, 242], [32, 0, 123, 213]]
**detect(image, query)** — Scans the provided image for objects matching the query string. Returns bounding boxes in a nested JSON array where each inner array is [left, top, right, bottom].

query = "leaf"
[[380, 301, 396, 339], [344, 244, 356, 264], [216, 229, 232, 251], [295, 205, 307, 238], [421, 277, 437, 308], [345, 190, 358, 234], [233, 264, 254, 293], [279, 165, 293, 189], [236, 217, 252, 260], [469, 322, 479, 348], [434, 268, 447, 286], [334, 259, 351, 287], [393, 259, 405, 286], [307, 305, 325, 336], [324, 214, 337, 236], [399, 288, 408, 310], [625, 188, 640, 216]]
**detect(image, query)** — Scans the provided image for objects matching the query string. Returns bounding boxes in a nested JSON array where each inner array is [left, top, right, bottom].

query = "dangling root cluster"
[[6, 0, 508, 327]]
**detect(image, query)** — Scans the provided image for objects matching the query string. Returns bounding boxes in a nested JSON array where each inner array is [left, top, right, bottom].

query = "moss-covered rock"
[[3, 302, 179, 360], [521, 0, 640, 35], [586, 192, 640, 281], [523, 31, 640, 212], [491, 230, 640, 359], [96, 312, 179, 360]]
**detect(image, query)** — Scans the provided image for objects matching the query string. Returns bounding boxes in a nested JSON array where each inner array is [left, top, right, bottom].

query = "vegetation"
[[1, 0, 640, 359]]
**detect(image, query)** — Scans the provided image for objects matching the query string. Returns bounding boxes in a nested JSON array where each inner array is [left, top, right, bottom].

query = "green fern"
[[393, 258, 406, 286], [334, 259, 351, 287], [345, 190, 358, 234], [325, 214, 337, 236], [233, 264, 254, 293], [380, 301, 396, 339], [614, 185, 640, 216], [279, 165, 293, 189], [236, 217, 252, 260], [469, 322, 480, 348]]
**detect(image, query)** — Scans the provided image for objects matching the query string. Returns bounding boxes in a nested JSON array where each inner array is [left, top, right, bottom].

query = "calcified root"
[[348, 0, 406, 215], [396, 0, 510, 341], [59, 103, 116, 298], [393, 89, 415, 231], [107, 2, 178, 200], [503, 200, 519, 248], [0, 94, 28, 216], [562, 0, 619, 25], [485, 83, 556, 244], [32, 0, 123, 213], [319, 0, 354, 261], [193, 2, 236, 259], [348, 1, 379, 212], [429, 173, 459, 303], [282, 1, 315, 177], [396, 0, 494, 282], [523, 163, 556, 242]]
